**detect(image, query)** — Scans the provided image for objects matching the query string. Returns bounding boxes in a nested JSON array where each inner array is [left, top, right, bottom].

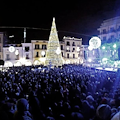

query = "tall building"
[[0, 32, 4, 60], [98, 16, 120, 42], [97, 16, 120, 61], [45, 18, 63, 67], [61, 36, 83, 64], [31, 40, 47, 65]]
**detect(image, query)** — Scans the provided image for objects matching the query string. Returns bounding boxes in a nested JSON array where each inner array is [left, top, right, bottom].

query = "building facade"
[[61, 36, 83, 64], [2, 36, 84, 67], [97, 16, 120, 63], [98, 16, 120, 42], [0, 32, 4, 60], [31, 40, 47, 65]]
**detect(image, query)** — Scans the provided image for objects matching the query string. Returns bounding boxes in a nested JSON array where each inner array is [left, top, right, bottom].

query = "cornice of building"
[[63, 36, 82, 41]]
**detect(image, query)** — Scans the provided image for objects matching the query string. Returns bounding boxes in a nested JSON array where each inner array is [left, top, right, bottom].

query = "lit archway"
[[66, 60, 70, 64], [25, 61, 32, 66], [14, 61, 22, 66], [4, 61, 13, 67], [33, 60, 41, 65]]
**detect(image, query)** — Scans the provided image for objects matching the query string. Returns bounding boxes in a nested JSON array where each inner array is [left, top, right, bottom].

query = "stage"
[[95, 67, 117, 72]]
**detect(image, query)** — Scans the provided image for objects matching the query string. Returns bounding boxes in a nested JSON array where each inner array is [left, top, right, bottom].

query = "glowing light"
[[40, 58, 46, 62], [15, 50, 19, 55], [41, 51, 45, 56], [14, 61, 21, 66], [25, 61, 32, 66], [66, 60, 70, 64], [88, 46, 93, 51], [102, 58, 108, 64], [20, 58, 26, 65], [77, 47, 80, 51], [67, 47, 69, 50], [56, 47, 61, 55], [89, 37, 101, 49], [9, 46, 15, 52], [113, 44, 116, 48], [34, 60, 40, 65], [4, 61, 13, 67], [88, 58, 92, 62], [102, 46, 105, 50]]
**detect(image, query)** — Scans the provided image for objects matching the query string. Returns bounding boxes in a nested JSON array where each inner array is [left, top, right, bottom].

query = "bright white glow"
[[114, 61, 118, 67], [4, 62, 13, 67], [66, 60, 70, 64], [9, 35, 14, 38], [20, 58, 26, 64], [77, 47, 80, 51], [67, 47, 69, 50], [25, 61, 32, 66], [9, 46, 15, 52], [34, 60, 40, 65], [15, 50, 19, 55], [113, 44, 116, 48], [14, 61, 21, 66], [40, 58, 46, 62], [41, 51, 45, 56], [88, 46, 93, 51], [102, 58, 108, 64], [56, 47, 61, 54], [88, 58, 92, 62], [89, 37, 101, 49], [102, 46, 105, 49]]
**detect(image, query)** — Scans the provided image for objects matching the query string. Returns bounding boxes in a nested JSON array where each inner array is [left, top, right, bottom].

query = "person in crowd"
[[0, 64, 119, 120]]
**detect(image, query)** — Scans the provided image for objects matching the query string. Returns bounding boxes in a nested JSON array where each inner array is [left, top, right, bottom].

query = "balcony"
[[6, 58, 10, 60], [72, 44, 76, 46], [72, 50, 75, 52], [66, 50, 70, 52], [34, 48, 40, 50], [66, 44, 70, 46]]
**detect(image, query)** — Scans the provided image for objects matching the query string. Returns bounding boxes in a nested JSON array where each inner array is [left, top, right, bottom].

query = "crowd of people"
[[0, 64, 120, 120]]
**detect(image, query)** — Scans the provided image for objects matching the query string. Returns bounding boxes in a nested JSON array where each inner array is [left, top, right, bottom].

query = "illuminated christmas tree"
[[45, 17, 63, 67]]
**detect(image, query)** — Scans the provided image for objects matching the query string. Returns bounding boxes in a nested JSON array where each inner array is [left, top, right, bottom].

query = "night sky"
[[0, 0, 120, 44]]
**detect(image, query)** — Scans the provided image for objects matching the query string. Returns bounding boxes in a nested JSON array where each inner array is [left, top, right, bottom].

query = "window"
[[72, 48, 75, 52], [110, 27, 115, 32], [35, 44, 39, 49], [26, 54, 29, 59], [42, 44, 47, 49], [72, 42, 75, 46], [67, 53, 69, 58], [61, 45, 63, 50], [25, 47, 29, 52], [111, 35, 114, 39], [6, 54, 10, 60], [103, 29, 107, 34], [66, 41, 70, 46], [73, 54, 75, 58], [36, 52, 39, 57], [103, 36, 106, 41], [16, 55, 19, 60], [61, 52, 63, 57], [80, 51, 83, 55]]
